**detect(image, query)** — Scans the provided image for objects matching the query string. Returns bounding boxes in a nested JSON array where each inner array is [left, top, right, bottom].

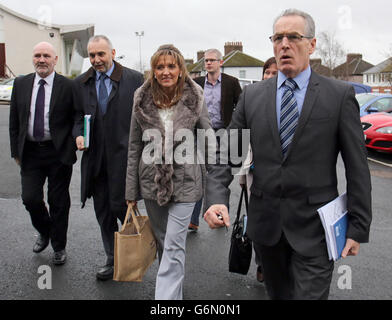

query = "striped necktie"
[[280, 78, 298, 156]]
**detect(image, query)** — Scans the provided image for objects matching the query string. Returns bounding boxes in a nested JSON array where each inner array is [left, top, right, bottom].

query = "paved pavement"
[[1, 104, 391, 300]]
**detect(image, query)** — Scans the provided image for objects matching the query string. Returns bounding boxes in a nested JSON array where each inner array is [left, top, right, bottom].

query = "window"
[[369, 98, 392, 112], [239, 70, 246, 78]]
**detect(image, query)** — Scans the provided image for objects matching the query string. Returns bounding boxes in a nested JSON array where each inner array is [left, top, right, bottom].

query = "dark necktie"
[[280, 78, 299, 156], [98, 73, 108, 115], [33, 79, 46, 141]]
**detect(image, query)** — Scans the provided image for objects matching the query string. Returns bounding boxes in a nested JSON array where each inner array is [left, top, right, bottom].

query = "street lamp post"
[[135, 31, 144, 73]]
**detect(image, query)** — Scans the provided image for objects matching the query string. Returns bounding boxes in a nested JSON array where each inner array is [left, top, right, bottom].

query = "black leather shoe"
[[33, 234, 49, 253], [96, 265, 114, 281], [53, 250, 67, 265]]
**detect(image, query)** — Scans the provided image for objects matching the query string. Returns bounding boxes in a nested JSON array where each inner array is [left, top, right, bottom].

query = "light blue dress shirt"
[[95, 62, 115, 99], [276, 65, 311, 129], [204, 74, 224, 129]]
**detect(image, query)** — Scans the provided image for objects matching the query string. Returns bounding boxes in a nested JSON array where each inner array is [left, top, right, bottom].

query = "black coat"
[[194, 73, 242, 128], [72, 61, 144, 209], [9, 72, 76, 166]]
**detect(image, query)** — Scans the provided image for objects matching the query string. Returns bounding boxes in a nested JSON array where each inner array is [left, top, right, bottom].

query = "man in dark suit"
[[9, 42, 76, 265], [189, 49, 242, 231], [73, 35, 144, 280], [204, 9, 372, 299]]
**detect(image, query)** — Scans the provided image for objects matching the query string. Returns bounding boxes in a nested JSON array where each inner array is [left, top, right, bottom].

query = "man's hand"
[[341, 238, 360, 258], [204, 204, 230, 229], [76, 136, 86, 151]]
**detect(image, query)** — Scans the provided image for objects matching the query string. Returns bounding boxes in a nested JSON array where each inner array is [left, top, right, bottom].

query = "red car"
[[361, 113, 392, 153]]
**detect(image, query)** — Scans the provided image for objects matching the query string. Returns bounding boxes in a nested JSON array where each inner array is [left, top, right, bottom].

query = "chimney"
[[347, 53, 362, 64], [310, 58, 322, 64], [197, 50, 205, 61], [185, 59, 194, 65], [224, 41, 243, 56]]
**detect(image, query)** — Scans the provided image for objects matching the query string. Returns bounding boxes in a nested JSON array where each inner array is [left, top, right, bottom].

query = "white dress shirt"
[[27, 71, 55, 141]]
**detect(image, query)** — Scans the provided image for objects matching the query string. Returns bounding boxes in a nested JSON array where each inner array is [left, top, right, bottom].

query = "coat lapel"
[[49, 73, 60, 118], [23, 73, 35, 118], [265, 78, 282, 157], [283, 71, 320, 161]]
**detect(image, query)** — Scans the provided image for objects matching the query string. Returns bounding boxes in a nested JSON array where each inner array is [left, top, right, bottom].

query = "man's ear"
[[309, 38, 316, 55]]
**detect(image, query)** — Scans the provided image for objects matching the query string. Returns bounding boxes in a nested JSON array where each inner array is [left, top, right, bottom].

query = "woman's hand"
[[126, 200, 137, 208]]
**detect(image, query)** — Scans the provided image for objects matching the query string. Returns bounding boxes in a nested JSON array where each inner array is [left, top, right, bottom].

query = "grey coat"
[[125, 77, 214, 206]]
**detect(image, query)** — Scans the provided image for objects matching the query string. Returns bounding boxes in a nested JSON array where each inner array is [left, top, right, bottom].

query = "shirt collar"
[[277, 65, 311, 90], [95, 62, 115, 81], [35, 71, 55, 86], [205, 73, 222, 85]]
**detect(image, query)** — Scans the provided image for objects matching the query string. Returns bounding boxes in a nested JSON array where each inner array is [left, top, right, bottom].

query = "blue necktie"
[[280, 78, 299, 156], [33, 79, 46, 140], [98, 73, 108, 115]]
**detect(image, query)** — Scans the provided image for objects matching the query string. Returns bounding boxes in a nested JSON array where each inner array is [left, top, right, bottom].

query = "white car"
[[0, 78, 15, 101]]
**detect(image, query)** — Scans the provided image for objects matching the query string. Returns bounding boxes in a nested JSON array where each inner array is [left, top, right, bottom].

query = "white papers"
[[84, 115, 91, 149], [317, 193, 348, 261]]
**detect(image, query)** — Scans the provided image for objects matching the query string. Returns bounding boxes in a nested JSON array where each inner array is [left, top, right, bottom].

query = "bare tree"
[[316, 31, 346, 77]]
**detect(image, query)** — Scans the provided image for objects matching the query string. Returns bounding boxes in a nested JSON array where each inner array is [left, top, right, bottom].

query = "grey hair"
[[87, 35, 113, 50], [273, 8, 315, 38], [205, 48, 223, 60]]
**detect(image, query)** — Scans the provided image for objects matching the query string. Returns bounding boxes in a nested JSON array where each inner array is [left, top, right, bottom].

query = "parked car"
[[346, 81, 371, 94], [356, 93, 392, 117], [0, 78, 15, 101], [238, 78, 260, 89], [361, 112, 392, 153]]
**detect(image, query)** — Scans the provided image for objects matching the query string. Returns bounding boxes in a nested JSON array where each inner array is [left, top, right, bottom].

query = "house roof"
[[310, 59, 332, 77], [333, 55, 374, 76], [187, 50, 264, 73], [363, 57, 392, 74], [223, 50, 264, 67]]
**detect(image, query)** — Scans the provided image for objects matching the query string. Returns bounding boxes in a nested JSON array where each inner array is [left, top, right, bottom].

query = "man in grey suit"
[[204, 8, 372, 300]]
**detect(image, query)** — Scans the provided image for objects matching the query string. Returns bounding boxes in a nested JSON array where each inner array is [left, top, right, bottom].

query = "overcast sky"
[[2, 0, 391, 72]]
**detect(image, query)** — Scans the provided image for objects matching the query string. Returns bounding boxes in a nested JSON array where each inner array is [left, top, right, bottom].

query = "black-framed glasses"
[[205, 59, 220, 63], [269, 33, 313, 43]]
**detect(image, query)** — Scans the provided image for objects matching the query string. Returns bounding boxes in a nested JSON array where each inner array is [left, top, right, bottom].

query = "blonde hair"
[[149, 44, 189, 108]]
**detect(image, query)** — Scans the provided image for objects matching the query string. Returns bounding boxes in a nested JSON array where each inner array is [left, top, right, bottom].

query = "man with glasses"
[[204, 9, 372, 300], [189, 49, 242, 231]]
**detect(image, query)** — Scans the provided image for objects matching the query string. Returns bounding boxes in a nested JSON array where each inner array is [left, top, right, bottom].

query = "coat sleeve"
[[125, 107, 143, 201], [338, 85, 372, 243], [72, 80, 85, 139], [204, 84, 248, 209], [9, 77, 20, 159]]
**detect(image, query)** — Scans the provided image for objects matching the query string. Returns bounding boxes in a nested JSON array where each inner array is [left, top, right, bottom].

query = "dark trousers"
[[253, 233, 334, 300], [92, 160, 126, 266], [21, 141, 72, 252]]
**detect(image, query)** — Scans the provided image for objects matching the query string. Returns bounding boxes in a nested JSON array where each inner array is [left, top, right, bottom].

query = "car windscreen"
[[355, 94, 376, 107]]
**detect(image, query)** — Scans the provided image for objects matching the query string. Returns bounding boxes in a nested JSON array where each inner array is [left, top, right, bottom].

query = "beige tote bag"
[[113, 204, 157, 282]]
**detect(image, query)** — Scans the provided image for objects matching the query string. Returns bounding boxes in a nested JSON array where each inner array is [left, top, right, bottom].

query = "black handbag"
[[228, 187, 252, 275]]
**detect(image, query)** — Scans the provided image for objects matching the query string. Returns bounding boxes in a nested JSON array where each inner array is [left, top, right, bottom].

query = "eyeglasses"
[[205, 59, 220, 63], [269, 33, 313, 44]]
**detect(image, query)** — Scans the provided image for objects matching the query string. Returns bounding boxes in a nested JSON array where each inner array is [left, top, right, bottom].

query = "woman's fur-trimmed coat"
[[125, 77, 215, 206]]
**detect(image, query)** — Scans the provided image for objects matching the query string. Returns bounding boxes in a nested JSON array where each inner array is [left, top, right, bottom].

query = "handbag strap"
[[236, 188, 249, 221], [121, 204, 141, 234]]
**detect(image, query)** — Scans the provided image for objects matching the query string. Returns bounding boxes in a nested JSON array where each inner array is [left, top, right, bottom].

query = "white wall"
[[1, 8, 63, 76], [221, 67, 263, 80]]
